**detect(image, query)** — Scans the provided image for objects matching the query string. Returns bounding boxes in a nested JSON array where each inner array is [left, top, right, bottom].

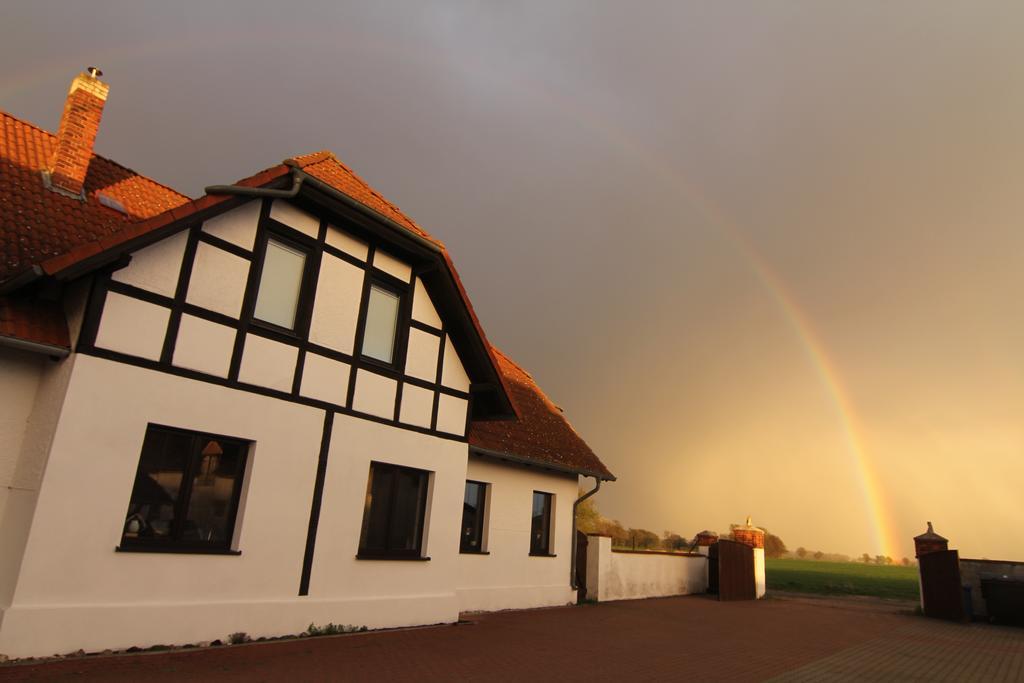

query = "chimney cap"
[[86, 66, 103, 79]]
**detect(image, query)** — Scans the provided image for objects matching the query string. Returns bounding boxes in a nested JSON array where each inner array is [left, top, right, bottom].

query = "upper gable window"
[[361, 283, 402, 364], [254, 238, 308, 330]]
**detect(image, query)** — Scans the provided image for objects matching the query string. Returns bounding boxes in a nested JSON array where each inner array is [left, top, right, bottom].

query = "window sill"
[[116, 545, 241, 556], [529, 552, 557, 558], [358, 355, 401, 374], [249, 319, 301, 339], [355, 554, 431, 561], [460, 550, 491, 555]]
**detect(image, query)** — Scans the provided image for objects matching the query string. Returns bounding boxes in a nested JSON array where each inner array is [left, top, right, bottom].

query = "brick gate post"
[[732, 518, 766, 599]]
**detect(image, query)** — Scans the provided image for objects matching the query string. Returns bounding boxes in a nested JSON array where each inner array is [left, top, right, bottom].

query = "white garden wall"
[[585, 535, 708, 602]]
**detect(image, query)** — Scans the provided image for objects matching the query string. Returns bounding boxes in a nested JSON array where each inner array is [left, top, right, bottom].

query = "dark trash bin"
[[980, 577, 1024, 625]]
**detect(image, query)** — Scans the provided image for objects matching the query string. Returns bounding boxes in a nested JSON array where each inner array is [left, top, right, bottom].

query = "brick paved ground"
[[1, 594, 1022, 682], [772, 616, 1024, 682]]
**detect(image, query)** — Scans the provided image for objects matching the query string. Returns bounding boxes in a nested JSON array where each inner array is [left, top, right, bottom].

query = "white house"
[[0, 68, 614, 658]]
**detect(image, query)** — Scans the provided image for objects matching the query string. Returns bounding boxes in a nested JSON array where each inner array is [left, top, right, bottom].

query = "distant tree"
[[874, 555, 886, 565], [600, 519, 630, 547], [861, 553, 871, 564], [796, 547, 808, 559], [884, 556, 894, 566], [901, 557, 911, 567], [813, 551, 824, 561], [763, 529, 788, 559], [575, 490, 601, 534], [662, 532, 688, 551], [626, 528, 661, 550]]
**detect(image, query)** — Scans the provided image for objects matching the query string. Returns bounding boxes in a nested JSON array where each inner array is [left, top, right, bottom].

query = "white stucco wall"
[[270, 200, 320, 239], [305, 413, 467, 617], [456, 458, 577, 613], [173, 314, 235, 378], [440, 335, 470, 392], [202, 201, 260, 250], [0, 350, 77, 609], [399, 384, 434, 429], [94, 293, 169, 361], [0, 348, 44, 490], [373, 250, 412, 283], [0, 354, 470, 658], [436, 395, 468, 436], [0, 349, 46, 607], [585, 536, 708, 602], [325, 223, 368, 261], [352, 369, 397, 419], [754, 547, 766, 599], [405, 328, 440, 382], [111, 230, 188, 297], [309, 254, 363, 354], [411, 278, 442, 329], [185, 242, 249, 318]]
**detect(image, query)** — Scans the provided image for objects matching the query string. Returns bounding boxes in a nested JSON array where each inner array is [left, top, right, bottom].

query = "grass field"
[[766, 558, 920, 601]]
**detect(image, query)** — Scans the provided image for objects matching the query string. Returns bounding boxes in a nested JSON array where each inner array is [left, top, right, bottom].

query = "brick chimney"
[[43, 67, 109, 198]]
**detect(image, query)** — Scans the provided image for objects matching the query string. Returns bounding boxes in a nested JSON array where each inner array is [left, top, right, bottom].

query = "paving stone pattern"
[[1, 595, 1022, 682]]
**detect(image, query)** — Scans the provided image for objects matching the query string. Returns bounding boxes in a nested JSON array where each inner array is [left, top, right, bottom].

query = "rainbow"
[[731, 242, 898, 559], [476, 68, 900, 558]]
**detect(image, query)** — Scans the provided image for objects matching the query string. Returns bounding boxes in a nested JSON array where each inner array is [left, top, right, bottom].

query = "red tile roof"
[[469, 348, 614, 480], [1, 111, 190, 282], [1, 110, 610, 478], [291, 151, 442, 249], [0, 294, 70, 352]]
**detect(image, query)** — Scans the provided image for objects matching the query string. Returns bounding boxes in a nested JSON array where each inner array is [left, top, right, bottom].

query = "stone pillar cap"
[[913, 521, 947, 543]]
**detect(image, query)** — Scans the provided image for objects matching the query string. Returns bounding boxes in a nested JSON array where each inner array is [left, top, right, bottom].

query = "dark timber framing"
[[77, 196, 472, 442], [299, 410, 334, 596], [63, 172, 513, 420]]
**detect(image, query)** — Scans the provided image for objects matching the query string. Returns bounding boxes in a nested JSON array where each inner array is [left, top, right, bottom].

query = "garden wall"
[[585, 535, 707, 602]]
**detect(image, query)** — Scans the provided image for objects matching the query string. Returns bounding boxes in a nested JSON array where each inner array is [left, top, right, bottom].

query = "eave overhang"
[[470, 445, 617, 482]]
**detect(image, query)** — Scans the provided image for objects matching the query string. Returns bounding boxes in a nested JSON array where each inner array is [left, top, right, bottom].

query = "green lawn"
[[766, 558, 920, 601]]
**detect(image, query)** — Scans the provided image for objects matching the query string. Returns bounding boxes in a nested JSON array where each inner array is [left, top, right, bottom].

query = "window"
[[120, 425, 249, 553], [530, 491, 553, 556], [358, 462, 430, 559], [361, 283, 402, 364], [460, 481, 488, 553], [254, 237, 308, 330]]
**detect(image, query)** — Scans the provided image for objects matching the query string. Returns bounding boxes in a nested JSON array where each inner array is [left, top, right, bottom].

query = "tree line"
[[575, 493, 788, 556], [788, 547, 915, 566]]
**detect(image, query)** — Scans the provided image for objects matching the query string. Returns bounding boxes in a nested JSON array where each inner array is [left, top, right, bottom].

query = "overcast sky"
[[4, 1, 1023, 559]]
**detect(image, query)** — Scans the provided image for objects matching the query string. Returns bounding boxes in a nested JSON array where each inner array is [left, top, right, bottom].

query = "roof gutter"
[[205, 165, 445, 260], [0, 265, 45, 296], [205, 172, 304, 199], [470, 445, 615, 482], [0, 334, 70, 359], [285, 165, 444, 255]]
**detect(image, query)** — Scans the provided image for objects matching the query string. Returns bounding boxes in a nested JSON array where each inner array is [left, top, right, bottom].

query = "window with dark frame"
[[460, 481, 487, 553], [530, 491, 553, 556], [253, 235, 311, 332], [358, 462, 430, 559], [120, 425, 249, 553], [360, 281, 403, 365]]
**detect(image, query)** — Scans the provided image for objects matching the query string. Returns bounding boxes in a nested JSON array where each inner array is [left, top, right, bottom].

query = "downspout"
[[571, 476, 602, 590]]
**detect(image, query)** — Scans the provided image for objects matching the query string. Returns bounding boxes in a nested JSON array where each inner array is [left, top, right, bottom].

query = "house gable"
[[76, 189, 495, 440]]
